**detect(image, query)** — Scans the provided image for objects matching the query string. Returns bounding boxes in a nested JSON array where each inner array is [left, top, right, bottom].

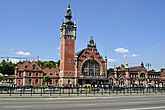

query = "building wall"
[[77, 50, 107, 77], [108, 65, 161, 87], [15, 62, 60, 87]]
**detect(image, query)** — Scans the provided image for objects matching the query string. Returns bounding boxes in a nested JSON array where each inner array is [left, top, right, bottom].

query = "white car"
[[44, 87, 58, 91]]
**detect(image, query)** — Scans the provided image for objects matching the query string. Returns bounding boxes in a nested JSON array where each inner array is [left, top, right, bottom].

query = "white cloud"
[[9, 58, 20, 64], [132, 54, 138, 58], [107, 58, 118, 62], [115, 48, 129, 54], [57, 47, 60, 50], [124, 54, 138, 58], [16, 51, 31, 56]]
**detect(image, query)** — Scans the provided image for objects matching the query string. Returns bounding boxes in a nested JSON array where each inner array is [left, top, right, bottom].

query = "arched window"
[[119, 78, 125, 87], [29, 72, 31, 76], [140, 73, 145, 78], [35, 79, 38, 85], [36, 73, 38, 77], [82, 59, 100, 76], [109, 78, 113, 85], [29, 79, 32, 85]]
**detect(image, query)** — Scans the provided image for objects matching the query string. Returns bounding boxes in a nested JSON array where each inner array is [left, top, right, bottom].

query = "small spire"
[[65, 3, 72, 21], [89, 36, 94, 45], [141, 62, 144, 67], [91, 36, 93, 40], [87, 36, 97, 50], [125, 62, 129, 69], [67, 3, 70, 8], [114, 64, 117, 72]]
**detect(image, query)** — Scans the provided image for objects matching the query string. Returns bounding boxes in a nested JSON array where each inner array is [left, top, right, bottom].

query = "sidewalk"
[[0, 92, 164, 98]]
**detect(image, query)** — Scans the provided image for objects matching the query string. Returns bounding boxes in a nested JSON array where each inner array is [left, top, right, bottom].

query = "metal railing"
[[0, 86, 165, 96]]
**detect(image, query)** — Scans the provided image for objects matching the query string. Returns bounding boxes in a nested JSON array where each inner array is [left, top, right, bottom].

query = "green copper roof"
[[65, 3, 72, 19]]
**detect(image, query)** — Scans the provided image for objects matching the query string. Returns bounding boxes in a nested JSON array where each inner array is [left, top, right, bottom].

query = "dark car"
[[111, 86, 126, 91], [91, 87, 100, 91]]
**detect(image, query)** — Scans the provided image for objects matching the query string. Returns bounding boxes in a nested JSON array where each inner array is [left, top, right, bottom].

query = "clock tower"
[[59, 4, 77, 86]]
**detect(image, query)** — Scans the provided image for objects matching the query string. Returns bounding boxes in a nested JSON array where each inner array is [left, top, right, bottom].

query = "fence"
[[0, 86, 165, 97]]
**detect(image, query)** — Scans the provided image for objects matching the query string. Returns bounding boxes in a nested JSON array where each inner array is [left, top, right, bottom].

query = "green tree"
[[149, 69, 155, 72], [107, 68, 114, 73], [36, 60, 44, 67], [36, 60, 59, 68], [44, 61, 53, 67], [161, 68, 165, 72], [0, 73, 3, 81], [0, 60, 16, 75], [43, 75, 51, 86]]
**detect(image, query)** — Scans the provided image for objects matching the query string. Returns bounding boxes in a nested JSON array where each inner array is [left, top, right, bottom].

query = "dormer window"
[[32, 64, 36, 69]]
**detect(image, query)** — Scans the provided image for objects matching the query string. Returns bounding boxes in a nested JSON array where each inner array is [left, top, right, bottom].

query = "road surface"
[[1, 95, 165, 110]]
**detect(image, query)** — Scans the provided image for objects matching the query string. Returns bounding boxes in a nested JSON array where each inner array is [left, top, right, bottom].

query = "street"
[[0, 95, 165, 110]]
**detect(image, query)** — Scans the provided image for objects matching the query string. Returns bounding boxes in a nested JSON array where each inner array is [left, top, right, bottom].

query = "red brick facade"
[[14, 4, 165, 88], [59, 4, 107, 87], [59, 4, 77, 86], [108, 63, 161, 87], [15, 61, 59, 87]]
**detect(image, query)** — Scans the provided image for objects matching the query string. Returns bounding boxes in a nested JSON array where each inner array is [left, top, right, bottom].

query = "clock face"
[[66, 28, 73, 35]]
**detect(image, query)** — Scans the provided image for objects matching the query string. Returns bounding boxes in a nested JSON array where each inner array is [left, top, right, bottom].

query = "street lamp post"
[[146, 63, 151, 71]]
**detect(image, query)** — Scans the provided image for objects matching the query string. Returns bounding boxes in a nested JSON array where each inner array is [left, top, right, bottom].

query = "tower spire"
[[87, 36, 97, 50], [65, 3, 72, 23]]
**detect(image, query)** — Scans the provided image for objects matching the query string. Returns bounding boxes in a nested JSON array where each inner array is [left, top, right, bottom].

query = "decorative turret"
[[60, 3, 76, 38], [125, 62, 129, 72], [125, 62, 129, 80], [141, 62, 144, 67], [114, 65, 117, 78], [65, 3, 73, 24], [87, 36, 97, 51]]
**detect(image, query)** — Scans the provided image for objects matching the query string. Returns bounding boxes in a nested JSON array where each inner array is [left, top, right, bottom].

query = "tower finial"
[[67, 2, 70, 8], [65, 3, 72, 22], [141, 62, 144, 67], [91, 36, 93, 40]]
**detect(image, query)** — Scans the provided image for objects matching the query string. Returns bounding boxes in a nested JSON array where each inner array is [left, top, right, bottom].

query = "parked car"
[[23, 87, 32, 92], [16, 86, 32, 92], [103, 85, 113, 90], [80, 84, 91, 91], [44, 87, 59, 91], [91, 87, 100, 91], [111, 86, 126, 91]]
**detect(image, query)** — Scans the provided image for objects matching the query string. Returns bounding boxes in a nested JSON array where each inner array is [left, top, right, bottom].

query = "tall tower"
[[59, 4, 77, 86]]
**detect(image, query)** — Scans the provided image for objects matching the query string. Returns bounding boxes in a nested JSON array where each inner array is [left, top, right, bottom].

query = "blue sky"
[[0, 0, 165, 71]]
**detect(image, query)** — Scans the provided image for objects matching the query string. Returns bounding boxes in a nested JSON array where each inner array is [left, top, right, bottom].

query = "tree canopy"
[[0, 60, 59, 75], [36, 60, 59, 68], [43, 75, 51, 86], [0, 73, 3, 81], [0, 60, 16, 75], [161, 68, 165, 72]]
